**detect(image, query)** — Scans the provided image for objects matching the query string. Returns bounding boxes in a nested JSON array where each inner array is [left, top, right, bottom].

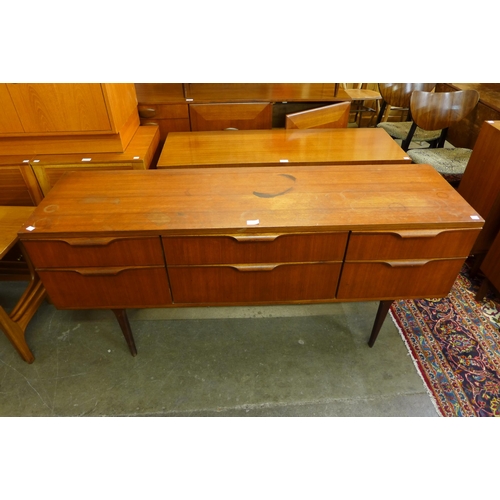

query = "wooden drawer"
[[168, 263, 342, 304], [162, 233, 349, 265], [24, 237, 165, 268], [38, 266, 172, 309], [189, 103, 273, 131], [345, 229, 480, 260], [138, 104, 189, 120], [337, 258, 465, 300]]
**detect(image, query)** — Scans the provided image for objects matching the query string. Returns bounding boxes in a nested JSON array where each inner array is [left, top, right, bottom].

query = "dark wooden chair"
[[285, 102, 351, 129], [403, 89, 480, 185], [376, 83, 441, 145]]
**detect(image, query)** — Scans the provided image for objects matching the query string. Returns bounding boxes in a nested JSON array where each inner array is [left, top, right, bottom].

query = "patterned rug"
[[390, 261, 500, 417]]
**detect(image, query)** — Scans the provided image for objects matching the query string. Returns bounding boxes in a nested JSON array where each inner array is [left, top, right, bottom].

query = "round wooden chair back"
[[378, 83, 437, 108], [409, 90, 480, 131]]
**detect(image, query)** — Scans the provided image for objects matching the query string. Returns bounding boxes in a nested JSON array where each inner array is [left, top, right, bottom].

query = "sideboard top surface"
[[157, 128, 411, 167], [18, 165, 483, 239]]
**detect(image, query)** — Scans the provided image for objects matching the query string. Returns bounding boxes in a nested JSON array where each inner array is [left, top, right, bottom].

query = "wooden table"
[[18, 165, 482, 361], [157, 128, 411, 168], [0, 207, 46, 363]]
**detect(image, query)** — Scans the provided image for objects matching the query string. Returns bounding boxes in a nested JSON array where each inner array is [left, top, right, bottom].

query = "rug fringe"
[[389, 309, 444, 417]]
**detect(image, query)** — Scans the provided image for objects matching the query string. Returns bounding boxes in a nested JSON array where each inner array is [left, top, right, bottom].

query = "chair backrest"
[[378, 83, 437, 108], [285, 102, 351, 129], [409, 89, 480, 131]]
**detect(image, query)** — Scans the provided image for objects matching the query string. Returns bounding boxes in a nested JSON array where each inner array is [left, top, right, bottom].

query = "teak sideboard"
[[134, 83, 350, 142], [157, 128, 411, 169], [15, 165, 483, 362]]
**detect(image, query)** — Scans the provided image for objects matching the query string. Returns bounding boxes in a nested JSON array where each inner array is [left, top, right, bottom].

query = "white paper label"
[[246, 219, 260, 226]]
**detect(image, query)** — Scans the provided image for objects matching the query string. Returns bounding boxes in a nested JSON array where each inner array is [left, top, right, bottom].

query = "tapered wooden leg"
[[111, 309, 137, 356], [368, 300, 394, 347], [0, 306, 35, 363], [475, 278, 490, 302], [0, 244, 47, 363], [469, 253, 485, 278]]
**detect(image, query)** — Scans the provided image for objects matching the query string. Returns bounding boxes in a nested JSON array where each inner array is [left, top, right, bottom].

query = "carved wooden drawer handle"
[[231, 234, 280, 242], [61, 237, 118, 247], [138, 107, 157, 118], [231, 264, 278, 272], [393, 230, 446, 239], [72, 267, 130, 276], [384, 259, 431, 268]]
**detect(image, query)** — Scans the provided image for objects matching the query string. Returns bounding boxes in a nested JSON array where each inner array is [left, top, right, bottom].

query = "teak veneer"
[[16, 165, 483, 362], [157, 128, 411, 168]]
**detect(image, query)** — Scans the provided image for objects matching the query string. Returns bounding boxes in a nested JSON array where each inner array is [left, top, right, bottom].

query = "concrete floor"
[[0, 280, 437, 417]]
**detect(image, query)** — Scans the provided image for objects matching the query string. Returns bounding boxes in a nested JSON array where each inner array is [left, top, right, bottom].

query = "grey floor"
[[0, 280, 437, 417]]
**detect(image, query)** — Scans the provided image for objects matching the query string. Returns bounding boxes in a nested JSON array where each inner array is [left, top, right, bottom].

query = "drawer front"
[[138, 104, 189, 120], [337, 258, 465, 300], [162, 233, 349, 265], [24, 237, 165, 268], [345, 229, 481, 260], [189, 103, 273, 131], [38, 266, 172, 308], [168, 263, 342, 303]]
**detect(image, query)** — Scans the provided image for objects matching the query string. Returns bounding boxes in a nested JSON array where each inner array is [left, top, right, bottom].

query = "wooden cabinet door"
[[5, 84, 112, 133], [0, 84, 24, 133]]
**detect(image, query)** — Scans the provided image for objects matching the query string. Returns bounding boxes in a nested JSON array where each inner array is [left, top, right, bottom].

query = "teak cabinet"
[[478, 229, 500, 298], [134, 83, 349, 143], [18, 165, 483, 361], [30, 125, 160, 196], [0, 83, 140, 155], [458, 121, 500, 256], [0, 125, 160, 202]]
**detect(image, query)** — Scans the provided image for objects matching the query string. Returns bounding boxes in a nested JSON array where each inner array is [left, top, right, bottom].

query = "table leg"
[[368, 300, 394, 347], [475, 278, 490, 302], [111, 309, 138, 357], [0, 241, 47, 363], [0, 276, 46, 364]]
